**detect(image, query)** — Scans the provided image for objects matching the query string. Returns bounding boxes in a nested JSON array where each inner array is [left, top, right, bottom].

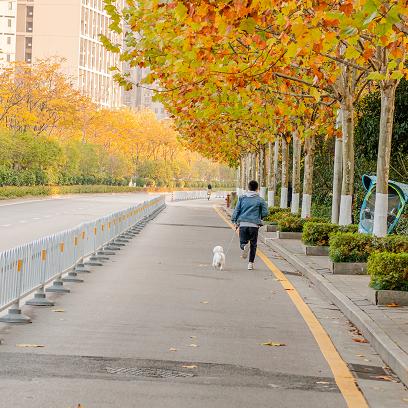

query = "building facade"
[[0, 0, 123, 108], [122, 65, 168, 119]]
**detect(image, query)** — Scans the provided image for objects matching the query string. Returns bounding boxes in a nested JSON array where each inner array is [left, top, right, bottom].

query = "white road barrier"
[[0, 195, 165, 322], [171, 191, 229, 201]]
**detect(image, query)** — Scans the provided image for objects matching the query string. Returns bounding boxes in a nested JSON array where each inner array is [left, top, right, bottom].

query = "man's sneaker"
[[241, 243, 250, 259], [248, 262, 254, 270]]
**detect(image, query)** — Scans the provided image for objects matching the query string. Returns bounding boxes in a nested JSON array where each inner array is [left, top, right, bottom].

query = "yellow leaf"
[[262, 342, 286, 347], [16, 344, 45, 348]]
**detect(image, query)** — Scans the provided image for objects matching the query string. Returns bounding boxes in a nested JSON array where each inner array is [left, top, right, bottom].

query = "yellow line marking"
[[213, 205, 368, 408]]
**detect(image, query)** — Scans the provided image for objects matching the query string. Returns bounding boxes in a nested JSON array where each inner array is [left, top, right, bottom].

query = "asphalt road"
[[0, 193, 157, 251], [0, 199, 407, 407]]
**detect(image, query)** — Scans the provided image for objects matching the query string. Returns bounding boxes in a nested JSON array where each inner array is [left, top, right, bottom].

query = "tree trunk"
[[240, 156, 245, 193], [291, 131, 301, 214], [301, 136, 316, 218], [338, 66, 356, 225], [267, 141, 273, 206], [236, 166, 241, 196], [373, 79, 398, 236], [280, 136, 289, 208], [331, 135, 343, 224], [250, 152, 257, 181], [259, 144, 267, 199], [268, 138, 279, 207]]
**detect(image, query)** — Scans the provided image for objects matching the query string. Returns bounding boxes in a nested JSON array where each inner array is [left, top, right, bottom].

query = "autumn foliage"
[[0, 59, 233, 188]]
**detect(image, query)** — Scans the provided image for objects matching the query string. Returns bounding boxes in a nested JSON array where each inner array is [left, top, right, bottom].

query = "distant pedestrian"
[[231, 180, 268, 270], [207, 183, 212, 200]]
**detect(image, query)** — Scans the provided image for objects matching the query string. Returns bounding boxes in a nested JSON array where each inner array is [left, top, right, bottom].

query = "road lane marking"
[[213, 205, 368, 408], [0, 197, 64, 207]]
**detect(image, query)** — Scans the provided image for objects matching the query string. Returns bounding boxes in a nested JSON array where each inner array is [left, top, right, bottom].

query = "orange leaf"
[[352, 338, 368, 343], [386, 303, 399, 307]]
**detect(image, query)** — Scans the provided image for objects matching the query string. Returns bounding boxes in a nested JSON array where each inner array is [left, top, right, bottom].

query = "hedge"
[[264, 206, 292, 223], [278, 215, 326, 233], [302, 222, 358, 247], [369, 252, 408, 291], [329, 232, 408, 263], [0, 185, 143, 199]]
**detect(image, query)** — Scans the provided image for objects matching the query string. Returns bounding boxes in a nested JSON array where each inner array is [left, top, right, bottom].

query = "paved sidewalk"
[[260, 229, 408, 388]]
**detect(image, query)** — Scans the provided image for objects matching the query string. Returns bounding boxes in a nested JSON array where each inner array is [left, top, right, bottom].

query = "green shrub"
[[0, 185, 141, 199], [329, 232, 408, 263], [329, 232, 378, 263], [264, 207, 292, 223], [381, 235, 408, 253], [369, 252, 408, 291], [278, 216, 326, 233], [302, 222, 358, 246]]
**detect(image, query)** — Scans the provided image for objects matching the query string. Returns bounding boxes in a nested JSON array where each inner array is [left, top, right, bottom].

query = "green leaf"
[[367, 72, 386, 81], [239, 17, 257, 34], [175, 3, 187, 21]]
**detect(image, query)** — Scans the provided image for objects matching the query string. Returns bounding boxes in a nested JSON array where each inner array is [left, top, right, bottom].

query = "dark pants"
[[239, 226, 259, 263]]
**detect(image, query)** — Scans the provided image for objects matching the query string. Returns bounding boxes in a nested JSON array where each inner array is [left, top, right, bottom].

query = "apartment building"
[[0, 0, 123, 108], [0, 1, 18, 63]]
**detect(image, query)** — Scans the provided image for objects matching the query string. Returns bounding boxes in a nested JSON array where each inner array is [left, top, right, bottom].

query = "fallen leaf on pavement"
[[356, 354, 365, 357], [189, 344, 198, 348], [190, 336, 197, 339], [182, 365, 197, 369], [16, 344, 45, 348], [372, 375, 395, 382], [200, 301, 209, 304], [52, 309, 65, 313], [352, 338, 368, 343], [262, 342, 286, 347], [386, 303, 399, 307], [402, 398, 408, 403], [169, 348, 177, 352], [284, 288, 294, 291], [316, 381, 330, 384]]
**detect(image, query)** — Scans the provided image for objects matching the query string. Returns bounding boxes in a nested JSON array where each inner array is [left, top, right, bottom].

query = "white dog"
[[212, 246, 226, 270]]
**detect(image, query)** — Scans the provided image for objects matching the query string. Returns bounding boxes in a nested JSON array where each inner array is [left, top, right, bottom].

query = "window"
[[6, 54, 10, 62], [27, 6, 34, 17], [8, 2, 13, 10], [26, 21, 33, 32], [7, 37, 11, 45], [25, 37, 32, 48], [8, 19, 12, 28], [25, 53, 32, 63]]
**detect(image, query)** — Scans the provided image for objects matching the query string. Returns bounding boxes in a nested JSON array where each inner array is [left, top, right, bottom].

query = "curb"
[[261, 234, 408, 387]]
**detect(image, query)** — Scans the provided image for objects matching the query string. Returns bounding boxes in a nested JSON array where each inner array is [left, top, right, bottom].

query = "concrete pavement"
[[0, 193, 154, 251], [0, 199, 406, 407]]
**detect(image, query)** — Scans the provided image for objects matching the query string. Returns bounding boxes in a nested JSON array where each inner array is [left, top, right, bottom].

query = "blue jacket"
[[231, 192, 268, 225]]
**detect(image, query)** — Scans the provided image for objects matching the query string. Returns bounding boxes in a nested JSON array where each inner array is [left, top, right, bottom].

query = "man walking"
[[231, 180, 268, 270]]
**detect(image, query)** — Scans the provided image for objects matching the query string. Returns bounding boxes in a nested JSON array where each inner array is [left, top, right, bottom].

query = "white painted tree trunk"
[[373, 79, 398, 237], [301, 137, 315, 218], [280, 136, 289, 208], [331, 136, 343, 224], [291, 131, 301, 214], [268, 138, 279, 207], [258, 145, 266, 198], [338, 68, 355, 226]]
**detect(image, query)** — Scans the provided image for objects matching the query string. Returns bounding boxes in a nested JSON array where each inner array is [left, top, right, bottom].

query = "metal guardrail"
[[0, 195, 165, 323], [171, 191, 229, 201]]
